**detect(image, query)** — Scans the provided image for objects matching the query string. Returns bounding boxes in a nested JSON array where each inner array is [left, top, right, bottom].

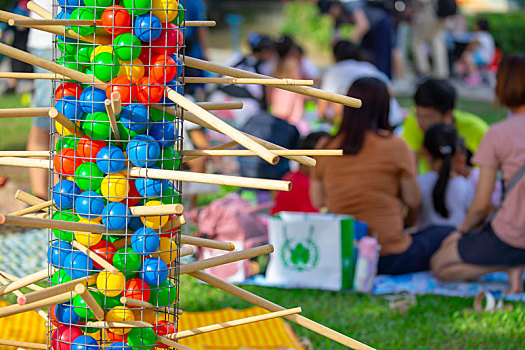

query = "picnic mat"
[[0, 229, 47, 277], [0, 300, 47, 350]]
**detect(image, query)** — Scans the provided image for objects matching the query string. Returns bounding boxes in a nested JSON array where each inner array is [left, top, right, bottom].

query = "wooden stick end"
[[0, 215, 5, 225], [16, 296, 26, 306]]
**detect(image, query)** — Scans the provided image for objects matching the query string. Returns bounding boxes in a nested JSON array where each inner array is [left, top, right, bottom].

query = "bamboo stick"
[[168, 307, 302, 340], [0, 157, 49, 169], [0, 151, 50, 157], [183, 141, 239, 163], [86, 320, 153, 329], [27, 1, 52, 20], [15, 190, 45, 206], [176, 245, 274, 276], [182, 77, 313, 86], [0, 72, 66, 80], [182, 149, 343, 157], [9, 19, 98, 26], [0, 107, 50, 118], [179, 245, 195, 258], [9, 200, 53, 217], [17, 274, 97, 306], [184, 56, 362, 108], [119, 297, 182, 315], [72, 241, 119, 275], [0, 271, 44, 292], [0, 268, 48, 297], [75, 284, 105, 321], [111, 92, 122, 115], [185, 20, 216, 27], [196, 101, 244, 110], [156, 336, 194, 350], [49, 108, 84, 137], [179, 235, 234, 251], [104, 99, 120, 140], [129, 203, 184, 216], [0, 339, 46, 350], [0, 291, 73, 318], [0, 274, 24, 299], [165, 88, 279, 165], [188, 270, 374, 350]]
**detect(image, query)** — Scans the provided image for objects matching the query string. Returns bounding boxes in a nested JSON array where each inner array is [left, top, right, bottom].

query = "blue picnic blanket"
[[0, 229, 47, 277]]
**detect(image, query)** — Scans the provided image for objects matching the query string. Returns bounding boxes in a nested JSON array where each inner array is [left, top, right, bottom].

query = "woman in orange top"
[[311, 78, 455, 275]]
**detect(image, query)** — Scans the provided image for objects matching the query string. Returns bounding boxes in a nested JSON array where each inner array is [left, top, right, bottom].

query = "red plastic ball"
[[150, 23, 183, 56], [120, 179, 141, 207], [54, 148, 81, 176], [77, 136, 106, 160], [137, 47, 153, 76], [51, 325, 83, 350], [155, 320, 176, 348], [123, 278, 151, 302], [101, 5, 131, 36], [55, 82, 83, 100], [150, 55, 177, 84], [136, 76, 163, 105], [106, 77, 136, 105], [90, 240, 116, 269], [106, 329, 126, 342]]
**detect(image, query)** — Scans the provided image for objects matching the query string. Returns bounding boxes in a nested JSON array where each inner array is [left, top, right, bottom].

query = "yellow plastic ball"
[[75, 218, 103, 247], [55, 120, 80, 136], [100, 174, 129, 202], [118, 58, 145, 84], [151, 0, 178, 23], [132, 308, 156, 325], [96, 269, 126, 297], [106, 306, 135, 335], [151, 237, 177, 264], [90, 45, 113, 62], [157, 312, 175, 323], [140, 200, 169, 230]]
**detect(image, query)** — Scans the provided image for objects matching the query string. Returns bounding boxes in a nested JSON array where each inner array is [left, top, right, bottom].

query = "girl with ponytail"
[[416, 124, 475, 230]]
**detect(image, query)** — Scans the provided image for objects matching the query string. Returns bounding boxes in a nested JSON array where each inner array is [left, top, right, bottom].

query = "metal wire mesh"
[[47, 0, 185, 348]]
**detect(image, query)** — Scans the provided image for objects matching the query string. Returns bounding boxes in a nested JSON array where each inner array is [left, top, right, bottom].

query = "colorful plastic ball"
[[120, 104, 149, 132], [134, 176, 163, 197], [97, 269, 126, 297], [64, 251, 93, 280], [82, 112, 112, 140], [117, 122, 139, 141], [148, 280, 176, 306], [75, 191, 105, 220], [56, 119, 81, 137], [157, 146, 180, 171], [55, 303, 81, 325], [150, 55, 176, 84], [114, 33, 142, 62], [90, 240, 116, 269], [171, 54, 183, 80], [56, 82, 83, 100], [118, 58, 145, 84], [131, 227, 160, 256], [149, 106, 175, 122], [113, 247, 142, 274], [53, 180, 81, 210], [127, 327, 157, 350], [90, 45, 113, 63], [48, 241, 73, 267], [132, 308, 155, 325], [155, 321, 175, 348], [51, 269, 72, 286], [151, 237, 177, 265], [55, 96, 82, 122], [140, 200, 169, 229], [71, 335, 99, 350], [124, 278, 150, 302], [160, 184, 181, 205], [106, 77, 135, 105], [77, 136, 106, 159], [101, 6, 131, 36], [140, 258, 168, 286], [107, 342, 131, 350], [83, 0, 112, 8], [76, 46, 93, 68], [172, 1, 184, 26], [70, 8, 95, 36], [74, 219, 103, 247], [51, 325, 83, 350], [100, 294, 123, 310], [126, 135, 161, 167], [121, 0, 151, 16], [95, 146, 126, 174], [101, 202, 129, 230], [135, 77, 163, 105], [57, 55, 80, 72], [149, 122, 176, 148], [151, 0, 178, 23], [126, 216, 142, 233], [75, 162, 105, 192], [100, 173, 129, 202], [54, 148, 81, 176], [137, 46, 153, 72], [151, 23, 183, 56], [80, 87, 107, 114], [56, 135, 80, 153], [52, 210, 78, 242], [121, 180, 141, 207], [134, 13, 162, 42], [106, 306, 135, 335], [72, 291, 102, 319], [92, 52, 120, 82], [105, 331, 125, 343]]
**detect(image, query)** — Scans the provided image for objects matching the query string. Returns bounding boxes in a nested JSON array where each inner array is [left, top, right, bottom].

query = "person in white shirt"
[[460, 19, 495, 86]]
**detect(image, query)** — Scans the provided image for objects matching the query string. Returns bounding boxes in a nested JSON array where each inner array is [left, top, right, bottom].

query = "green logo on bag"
[[281, 225, 319, 271]]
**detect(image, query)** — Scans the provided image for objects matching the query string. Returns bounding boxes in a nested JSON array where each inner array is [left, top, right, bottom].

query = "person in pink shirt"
[[431, 54, 525, 293]]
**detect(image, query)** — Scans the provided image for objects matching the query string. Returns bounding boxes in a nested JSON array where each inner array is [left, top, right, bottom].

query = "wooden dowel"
[[185, 20, 216, 27], [72, 241, 119, 275], [0, 151, 50, 157], [0, 72, 65, 80], [0, 274, 24, 299], [129, 203, 184, 216], [183, 141, 239, 163], [165, 88, 279, 165], [111, 92, 122, 115], [0, 291, 72, 318], [0, 339, 46, 350], [9, 19, 97, 26], [179, 246, 195, 258], [49, 108, 84, 137], [0, 268, 48, 297], [104, 99, 120, 140], [182, 149, 343, 157], [86, 320, 151, 328], [164, 215, 186, 231], [168, 307, 302, 340], [15, 190, 45, 206], [0, 107, 50, 118], [18, 274, 97, 306], [128, 167, 291, 192], [176, 245, 274, 276], [182, 77, 314, 86], [0, 157, 49, 169], [196, 101, 244, 110], [27, 1, 52, 20], [75, 284, 105, 321], [9, 199, 53, 216], [184, 56, 362, 108], [0, 271, 44, 292], [156, 336, 194, 350], [179, 235, 234, 251], [120, 297, 182, 314], [188, 270, 374, 350]]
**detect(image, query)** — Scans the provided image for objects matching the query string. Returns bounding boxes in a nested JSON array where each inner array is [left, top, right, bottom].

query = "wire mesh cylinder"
[[47, 1, 185, 349]]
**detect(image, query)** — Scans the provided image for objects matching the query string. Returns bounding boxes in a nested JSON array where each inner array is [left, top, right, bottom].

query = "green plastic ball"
[[70, 8, 95, 36], [50, 269, 71, 286], [156, 146, 180, 171], [160, 184, 181, 205], [56, 38, 77, 56], [149, 107, 175, 122], [121, 0, 152, 16], [56, 55, 80, 72], [113, 33, 142, 62], [82, 112, 112, 140], [92, 52, 120, 82], [173, 1, 185, 26], [148, 280, 177, 307], [127, 327, 157, 350], [117, 122, 140, 141], [55, 136, 79, 153], [83, 0, 112, 7], [73, 291, 102, 319], [52, 210, 78, 241], [76, 46, 94, 68], [100, 294, 123, 310], [113, 247, 142, 274], [74, 162, 104, 192]]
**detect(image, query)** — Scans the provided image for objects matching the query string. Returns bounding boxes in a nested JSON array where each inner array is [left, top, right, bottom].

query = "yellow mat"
[[0, 300, 47, 350]]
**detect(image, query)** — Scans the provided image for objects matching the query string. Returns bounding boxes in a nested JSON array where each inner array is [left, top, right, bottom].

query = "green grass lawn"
[[0, 93, 34, 151]]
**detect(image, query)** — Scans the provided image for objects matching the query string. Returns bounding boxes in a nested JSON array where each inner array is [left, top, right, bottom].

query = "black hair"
[[300, 132, 329, 150], [248, 33, 274, 53], [423, 124, 459, 218], [477, 18, 490, 32], [414, 78, 456, 115], [275, 35, 296, 59], [333, 40, 363, 62]]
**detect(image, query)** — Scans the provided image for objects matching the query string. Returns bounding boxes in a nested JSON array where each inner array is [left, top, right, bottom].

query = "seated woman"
[[310, 77, 455, 275], [431, 54, 525, 293]]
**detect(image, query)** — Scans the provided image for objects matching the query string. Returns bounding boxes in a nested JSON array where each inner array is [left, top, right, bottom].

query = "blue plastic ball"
[[101, 202, 129, 230], [107, 343, 132, 350], [170, 54, 183, 80], [134, 14, 162, 42], [71, 335, 99, 350], [126, 135, 161, 167], [128, 216, 143, 231], [140, 257, 168, 286], [131, 227, 160, 256], [119, 104, 149, 132], [149, 122, 176, 148], [79, 87, 107, 114], [58, 0, 83, 13], [55, 303, 81, 324], [48, 241, 73, 267], [53, 180, 81, 210], [74, 191, 105, 219], [134, 175, 165, 197], [96, 146, 126, 174], [55, 95, 82, 122], [64, 251, 93, 280]]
